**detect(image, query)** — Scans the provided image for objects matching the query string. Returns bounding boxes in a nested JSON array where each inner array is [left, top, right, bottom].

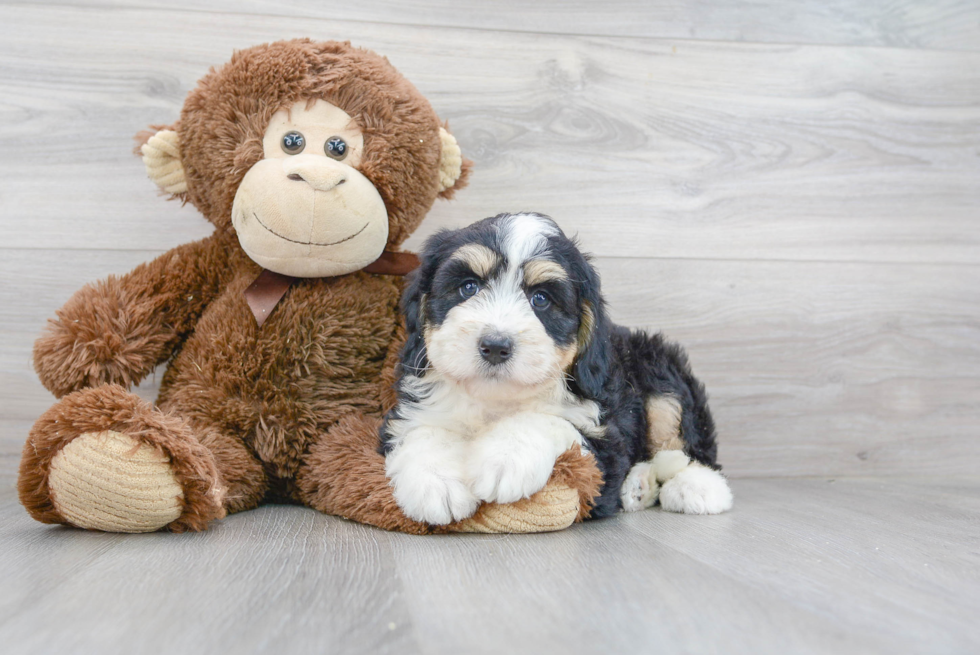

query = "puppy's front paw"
[[390, 467, 479, 525], [470, 413, 581, 504], [470, 446, 554, 505], [658, 464, 733, 515]]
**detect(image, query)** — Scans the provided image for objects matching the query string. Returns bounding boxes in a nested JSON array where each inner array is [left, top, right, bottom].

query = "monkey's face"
[[231, 99, 389, 277]]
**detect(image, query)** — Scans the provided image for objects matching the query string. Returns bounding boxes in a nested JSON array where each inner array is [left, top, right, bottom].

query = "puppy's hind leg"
[[644, 388, 732, 515], [656, 451, 733, 515], [623, 451, 733, 515], [620, 449, 691, 512], [621, 395, 688, 512], [621, 393, 733, 515]]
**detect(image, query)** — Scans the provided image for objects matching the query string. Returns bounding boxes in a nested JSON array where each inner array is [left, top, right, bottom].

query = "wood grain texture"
[[6, 0, 980, 51], [0, 471, 977, 654], [1, 4, 979, 652], [3, 249, 978, 478], [1, 5, 979, 264]]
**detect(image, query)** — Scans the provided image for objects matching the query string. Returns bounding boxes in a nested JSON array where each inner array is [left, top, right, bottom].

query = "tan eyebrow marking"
[[451, 243, 501, 279], [523, 259, 568, 287]]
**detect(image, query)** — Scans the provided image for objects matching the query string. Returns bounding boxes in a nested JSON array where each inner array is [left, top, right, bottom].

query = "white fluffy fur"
[[497, 212, 558, 268], [620, 461, 659, 512], [469, 412, 585, 503], [621, 450, 733, 515], [620, 450, 690, 511], [652, 449, 691, 482], [384, 424, 479, 525], [659, 464, 734, 515]]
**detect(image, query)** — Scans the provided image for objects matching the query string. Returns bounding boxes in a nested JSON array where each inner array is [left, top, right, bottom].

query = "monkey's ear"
[[136, 126, 188, 197], [437, 126, 472, 199]]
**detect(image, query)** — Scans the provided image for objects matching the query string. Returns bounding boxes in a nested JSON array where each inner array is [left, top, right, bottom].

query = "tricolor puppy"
[[382, 213, 733, 525]]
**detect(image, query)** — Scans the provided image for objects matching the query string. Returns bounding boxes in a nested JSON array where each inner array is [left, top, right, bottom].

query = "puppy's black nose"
[[479, 335, 513, 365]]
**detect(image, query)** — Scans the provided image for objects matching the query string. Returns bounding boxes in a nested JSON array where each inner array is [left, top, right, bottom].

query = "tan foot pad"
[[48, 431, 183, 533], [451, 481, 580, 533]]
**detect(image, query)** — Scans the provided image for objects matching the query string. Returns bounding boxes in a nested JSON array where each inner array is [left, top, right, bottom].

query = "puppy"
[[382, 213, 733, 525]]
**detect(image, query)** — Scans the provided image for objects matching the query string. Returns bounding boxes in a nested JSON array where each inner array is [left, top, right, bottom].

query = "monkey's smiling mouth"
[[252, 212, 368, 246]]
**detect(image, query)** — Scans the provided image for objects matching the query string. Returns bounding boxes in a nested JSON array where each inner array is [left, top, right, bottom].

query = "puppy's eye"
[[325, 136, 348, 160], [459, 280, 480, 299], [281, 131, 306, 154], [530, 291, 551, 310]]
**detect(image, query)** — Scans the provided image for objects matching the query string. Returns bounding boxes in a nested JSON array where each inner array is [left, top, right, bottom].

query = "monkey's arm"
[[33, 234, 229, 398]]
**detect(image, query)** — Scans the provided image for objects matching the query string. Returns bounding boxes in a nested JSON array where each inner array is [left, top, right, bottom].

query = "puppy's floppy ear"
[[399, 231, 453, 377], [399, 268, 430, 378], [571, 251, 612, 400]]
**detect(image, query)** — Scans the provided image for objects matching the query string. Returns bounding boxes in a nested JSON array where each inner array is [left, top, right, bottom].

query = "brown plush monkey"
[[18, 39, 601, 534]]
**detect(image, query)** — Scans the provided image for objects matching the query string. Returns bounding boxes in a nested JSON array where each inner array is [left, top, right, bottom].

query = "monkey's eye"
[[325, 136, 348, 160], [459, 280, 480, 299], [281, 131, 306, 154], [530, 291, 551, 310]]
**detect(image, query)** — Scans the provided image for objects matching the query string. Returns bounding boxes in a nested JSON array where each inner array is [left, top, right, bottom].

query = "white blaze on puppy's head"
[[496, 212, 559, 271]]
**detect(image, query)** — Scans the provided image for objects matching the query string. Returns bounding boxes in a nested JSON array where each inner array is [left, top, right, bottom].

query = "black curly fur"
[[583, 327, 720, 518]]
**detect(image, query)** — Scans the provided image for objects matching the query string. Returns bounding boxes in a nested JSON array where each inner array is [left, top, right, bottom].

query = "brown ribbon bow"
[[244, 250, 420, 327]]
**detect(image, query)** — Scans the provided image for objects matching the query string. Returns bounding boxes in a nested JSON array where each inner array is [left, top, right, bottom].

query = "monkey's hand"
[[33, 236, 226, 397]]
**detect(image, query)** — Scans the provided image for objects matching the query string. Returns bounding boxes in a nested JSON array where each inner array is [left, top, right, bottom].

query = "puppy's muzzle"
[[479, 334, 513, 366]]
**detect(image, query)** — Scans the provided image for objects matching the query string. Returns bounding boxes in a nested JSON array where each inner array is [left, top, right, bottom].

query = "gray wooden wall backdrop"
[[1, 1, 978, 480]]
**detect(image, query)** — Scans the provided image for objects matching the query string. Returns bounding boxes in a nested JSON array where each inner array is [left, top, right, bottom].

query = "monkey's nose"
[[479, 335, 513, 366], [282, 157, 348, 191]]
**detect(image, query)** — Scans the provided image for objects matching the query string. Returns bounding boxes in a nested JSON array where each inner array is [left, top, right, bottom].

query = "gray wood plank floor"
[[1, 467, 978, 655], [1, 2, 978, 653]]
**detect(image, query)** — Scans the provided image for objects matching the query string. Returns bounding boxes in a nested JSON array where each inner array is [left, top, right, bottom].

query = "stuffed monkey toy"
[[18, 39, 601, 534]]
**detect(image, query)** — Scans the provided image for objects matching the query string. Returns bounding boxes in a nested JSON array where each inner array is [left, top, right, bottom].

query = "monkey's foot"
[[47, 430, 183, 532], [19, 384, 226, 532]]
